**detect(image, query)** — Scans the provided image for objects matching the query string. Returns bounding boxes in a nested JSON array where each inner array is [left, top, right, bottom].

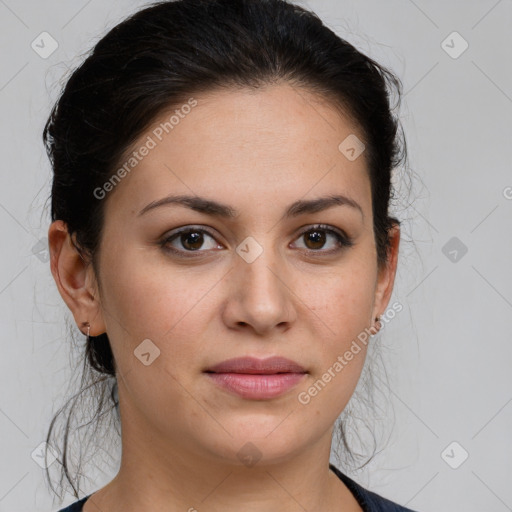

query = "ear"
[[372, 222, 400, 321], [48, 220, 106, 336]]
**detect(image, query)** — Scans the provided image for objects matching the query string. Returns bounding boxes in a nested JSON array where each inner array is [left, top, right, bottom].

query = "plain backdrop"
[[0, 1, 511, 511]]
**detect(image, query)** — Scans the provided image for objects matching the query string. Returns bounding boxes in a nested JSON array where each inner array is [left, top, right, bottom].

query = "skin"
[[48, 82, 399, 512]]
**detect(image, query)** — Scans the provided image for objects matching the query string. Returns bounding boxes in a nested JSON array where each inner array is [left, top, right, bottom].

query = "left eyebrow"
[[137, 193, 364, 221]]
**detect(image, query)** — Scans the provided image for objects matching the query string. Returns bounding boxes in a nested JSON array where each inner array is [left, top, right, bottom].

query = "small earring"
[[81, 321, 90, 337], [370, 315, 381, 337]]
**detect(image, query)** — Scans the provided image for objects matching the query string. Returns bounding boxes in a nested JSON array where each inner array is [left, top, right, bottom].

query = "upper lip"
[[205, 356, 307, 374]]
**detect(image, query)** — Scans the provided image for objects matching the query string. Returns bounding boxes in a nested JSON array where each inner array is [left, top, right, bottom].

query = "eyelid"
[[295, 223, 349, 240], [291, 223, 354, 252], [159, 225, 223, 256], [160, 223, 354, 256]]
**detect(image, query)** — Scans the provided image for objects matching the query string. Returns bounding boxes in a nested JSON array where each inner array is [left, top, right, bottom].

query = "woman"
[[44, 0, 415, 510]]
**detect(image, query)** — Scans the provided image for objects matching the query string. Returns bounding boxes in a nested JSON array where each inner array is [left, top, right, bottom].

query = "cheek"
[[299, 262, 375, 407], [306, 262, 376, 338], [99, 261, 212, 421], [98, 247, 207, 359]]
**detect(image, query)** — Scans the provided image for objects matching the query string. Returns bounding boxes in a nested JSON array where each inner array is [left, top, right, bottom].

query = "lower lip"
[[205, 372, 306, 399]]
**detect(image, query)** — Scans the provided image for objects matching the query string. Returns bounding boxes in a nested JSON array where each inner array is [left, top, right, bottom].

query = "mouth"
[[204, 356, 307, 400], [204, 356, 307, 375]]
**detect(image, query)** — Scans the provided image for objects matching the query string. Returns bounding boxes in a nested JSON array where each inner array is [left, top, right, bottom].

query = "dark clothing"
[[329, 463, 417, 511]]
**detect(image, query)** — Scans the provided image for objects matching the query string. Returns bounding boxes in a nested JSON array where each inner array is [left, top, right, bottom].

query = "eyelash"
[[159, 224, 354, 258]]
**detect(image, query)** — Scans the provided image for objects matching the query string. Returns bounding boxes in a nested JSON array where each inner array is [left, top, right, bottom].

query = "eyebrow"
[[137, 193, 364, 221]]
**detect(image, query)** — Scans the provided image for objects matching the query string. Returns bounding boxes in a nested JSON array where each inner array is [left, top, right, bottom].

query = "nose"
[[221, 245, 297, 336]]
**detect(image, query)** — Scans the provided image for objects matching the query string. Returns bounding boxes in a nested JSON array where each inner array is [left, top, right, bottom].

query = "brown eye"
[[303, 229, 327, 250], [292, 224, 354, 254], [161, 226, 223, 255], [178, 230, 205, 250]]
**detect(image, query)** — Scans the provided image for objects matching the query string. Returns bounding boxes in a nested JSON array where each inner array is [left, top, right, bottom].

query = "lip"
[[204, 356, 307, 400], [205, 356, 306, 374]]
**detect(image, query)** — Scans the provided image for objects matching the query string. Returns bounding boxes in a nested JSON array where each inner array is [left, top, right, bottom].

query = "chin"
[[197, 417, 316, 466]]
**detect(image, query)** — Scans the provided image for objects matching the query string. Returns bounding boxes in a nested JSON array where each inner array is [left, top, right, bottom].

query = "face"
[[74, 83, 398, 467]]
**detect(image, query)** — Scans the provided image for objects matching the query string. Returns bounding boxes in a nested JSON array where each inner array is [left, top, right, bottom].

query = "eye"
[[291, 224, 354, 254], [160, 226, 223, 256], [160, 223, 354, 258]]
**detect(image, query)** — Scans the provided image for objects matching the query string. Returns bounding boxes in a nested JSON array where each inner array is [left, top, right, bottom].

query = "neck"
[[83, 422, 359, 512]]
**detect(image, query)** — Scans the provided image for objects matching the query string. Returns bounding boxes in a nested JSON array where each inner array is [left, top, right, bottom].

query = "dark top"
[[56, 463, 417, 511]]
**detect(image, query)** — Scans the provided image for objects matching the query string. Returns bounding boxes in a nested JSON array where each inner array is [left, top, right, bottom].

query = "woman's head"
[[44, 0, 406, 498]]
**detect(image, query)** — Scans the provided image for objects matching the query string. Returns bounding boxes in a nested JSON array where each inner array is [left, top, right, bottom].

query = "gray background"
[[1, 1, 511, 511]]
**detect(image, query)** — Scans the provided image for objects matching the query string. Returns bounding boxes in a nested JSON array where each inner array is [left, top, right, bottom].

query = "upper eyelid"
[[163, 223, 350, 247], [296, 223, 348, 238]]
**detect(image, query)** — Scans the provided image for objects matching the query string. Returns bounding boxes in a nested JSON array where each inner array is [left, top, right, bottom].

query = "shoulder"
[[329, 464, 418, 512], [55, 495, 90, 512]]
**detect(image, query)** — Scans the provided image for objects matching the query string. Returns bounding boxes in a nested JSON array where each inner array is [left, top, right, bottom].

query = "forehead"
[[103, 83, 371, 221]]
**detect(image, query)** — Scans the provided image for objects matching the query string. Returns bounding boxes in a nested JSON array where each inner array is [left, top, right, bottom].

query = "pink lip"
[[205, 356, 306, 374], [204, 356, 307, 400]]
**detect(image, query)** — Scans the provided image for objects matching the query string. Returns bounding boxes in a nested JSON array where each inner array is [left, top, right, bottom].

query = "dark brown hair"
[[43, 0, 409, 500]]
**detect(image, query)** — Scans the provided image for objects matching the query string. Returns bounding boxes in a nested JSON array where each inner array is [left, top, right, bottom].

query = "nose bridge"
[[237, 236, 285, 300], [228, 234, 293, 330]]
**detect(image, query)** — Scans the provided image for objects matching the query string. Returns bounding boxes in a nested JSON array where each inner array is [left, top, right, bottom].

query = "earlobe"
[[48, 220, 106, 336]]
